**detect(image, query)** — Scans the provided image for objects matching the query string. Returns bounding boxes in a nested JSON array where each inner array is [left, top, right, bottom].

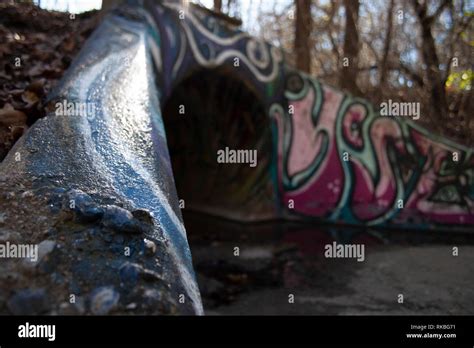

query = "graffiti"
[[165, 2, 282, 82], [137, 1, 473, 227], [272, 71, 474, 226], [141, 0, 284, 102]]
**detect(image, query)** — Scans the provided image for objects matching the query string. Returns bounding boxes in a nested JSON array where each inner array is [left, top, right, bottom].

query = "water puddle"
[[184, 211, 474, 315]]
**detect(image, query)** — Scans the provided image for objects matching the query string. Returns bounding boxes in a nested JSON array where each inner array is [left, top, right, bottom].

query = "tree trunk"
[[214, 0, 222, 12], [412, 0, 450, 120], [294, 0, 312, 73], [339, 0, 361, 95], [379, 0, 395, 88]]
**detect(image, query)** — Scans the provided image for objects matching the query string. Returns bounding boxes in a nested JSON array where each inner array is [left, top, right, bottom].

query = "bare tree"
[[294, 0, 312, 73], [411, 0, 450, 120], [340, 0, 362, 95], [379, 0, 395, 88]]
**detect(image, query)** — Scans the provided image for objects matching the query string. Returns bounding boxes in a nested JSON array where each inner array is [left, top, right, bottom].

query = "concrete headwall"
[[144, 1, 473, 229]]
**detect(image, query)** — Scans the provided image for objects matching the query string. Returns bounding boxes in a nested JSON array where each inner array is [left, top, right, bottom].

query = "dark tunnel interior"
[[162, 68, 276, 221]]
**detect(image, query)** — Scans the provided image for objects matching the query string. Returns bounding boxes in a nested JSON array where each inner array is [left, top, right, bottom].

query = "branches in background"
[[196, 0, 473, 143], [411, 0, 450, 120]]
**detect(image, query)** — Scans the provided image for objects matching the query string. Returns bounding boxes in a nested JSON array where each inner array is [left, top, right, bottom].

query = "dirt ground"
[[0, 2, 97, 160], [185, 212, 474, 315]]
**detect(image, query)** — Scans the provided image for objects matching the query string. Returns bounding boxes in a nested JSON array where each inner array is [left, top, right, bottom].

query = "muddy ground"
[[185, 212, 474, 315]]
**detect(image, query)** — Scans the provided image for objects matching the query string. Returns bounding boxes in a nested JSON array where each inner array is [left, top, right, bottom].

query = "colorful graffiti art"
[[271, 71, 474, 228], [143, 1, 284, 101], [140, 1, 473, 228]]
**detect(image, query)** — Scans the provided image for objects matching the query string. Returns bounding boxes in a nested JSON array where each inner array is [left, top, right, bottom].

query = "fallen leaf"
[[25, 79, 45, 97], [21, 90, 40, 106], [0, 104, 27, 127]]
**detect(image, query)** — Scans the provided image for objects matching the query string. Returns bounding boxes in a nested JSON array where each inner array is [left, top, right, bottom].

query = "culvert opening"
[[162, 68, 275, 222]]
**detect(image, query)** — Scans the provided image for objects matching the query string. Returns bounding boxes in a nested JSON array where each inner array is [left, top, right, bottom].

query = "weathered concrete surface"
[[0, 7, 202, 314]]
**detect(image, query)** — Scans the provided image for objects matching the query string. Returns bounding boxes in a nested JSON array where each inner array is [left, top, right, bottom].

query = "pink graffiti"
[[277, 76, 474, 226]]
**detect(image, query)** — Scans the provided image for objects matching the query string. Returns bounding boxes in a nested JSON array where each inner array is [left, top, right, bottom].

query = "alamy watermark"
[[0, 241, 38, 262], [380, 99, 420, 120], [18, 322, 55, 341], [324, 242, 365, 262], [217, 147, 257, 167], [55, 100, 96, 120]]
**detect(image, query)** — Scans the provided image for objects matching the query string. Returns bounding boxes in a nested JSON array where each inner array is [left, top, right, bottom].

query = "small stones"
[[0, 212, 6, 224], [38, 239, 56, 259], [119, 262, 163, 287], [67, 189, 104, 222], [82, 205, 105, 222], [143, 288, 163, 305], [7, 288, 49, 315], [140, 268, 163, 283], [132, 209, 153, 225], [102, 205, 143, 234], [20, 190, 34, 198], [26, 146, 39, 154], [58, 298, 85, 315], [23, 239, 56, 267], [141, 288, 176, 313], [125, 302, 137, 310], [143, 238, 157, 256], [0, 228, 21, 243], [119, 262, 140, 287], [89, 286, 120, 315], [61, 189, 152, 235]]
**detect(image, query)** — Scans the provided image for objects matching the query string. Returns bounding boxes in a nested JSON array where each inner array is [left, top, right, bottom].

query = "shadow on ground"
[[185, 211, 474, 315]]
